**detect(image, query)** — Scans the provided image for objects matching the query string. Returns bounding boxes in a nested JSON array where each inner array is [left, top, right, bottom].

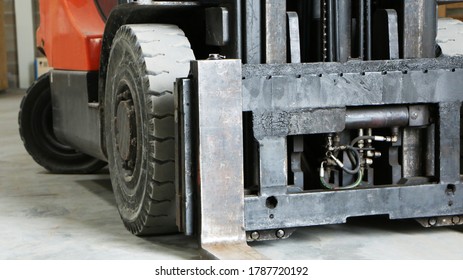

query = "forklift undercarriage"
[[174, 56, 463, 258], [19, 0, 463, 259]]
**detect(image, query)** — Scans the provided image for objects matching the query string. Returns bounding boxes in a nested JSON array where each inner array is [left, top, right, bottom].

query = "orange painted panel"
[[37, 0, 105, 71]]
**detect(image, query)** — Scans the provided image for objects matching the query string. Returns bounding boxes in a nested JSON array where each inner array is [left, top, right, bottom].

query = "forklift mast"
[[19, 0, 463, 259]]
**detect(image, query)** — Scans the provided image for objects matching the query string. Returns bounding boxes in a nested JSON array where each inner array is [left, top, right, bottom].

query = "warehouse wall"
[[2, 0, 39, 88], [0, 1, 7, 91], [3, 0, 17, 88], [439, 3, 463, 20]]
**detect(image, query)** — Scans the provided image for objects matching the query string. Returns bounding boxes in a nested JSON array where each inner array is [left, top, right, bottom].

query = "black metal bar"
[[191, 58, 266, 259], [402, 0, 437, 59], [174, 78, 194, 235], [244, 183, 463, 231], [242, 57, 463, 111], [358, 0, 365, 60], [50, 70, 106, 161], [326, 0, 336, 61], [311, 0, 322, 62], [291, 136, 305, 189], [244, 0, 261, 64], [242, 56, 463, 75], [372, 9, 399, 60], [264, 0, 287, 63], [252, 108, 345, 137], [192, 59, 263, 259], [365, 0, 372, 60], [337, 0, 351, 62], [345, 106, 409, 129], [287, 12, 301, 63], [402, 127, 427, 178], [258, 137, 288, 196], [437, 102, 461, 184]]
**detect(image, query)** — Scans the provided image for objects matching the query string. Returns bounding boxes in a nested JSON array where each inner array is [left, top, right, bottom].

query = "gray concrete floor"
[[1, 89, 463, 260]]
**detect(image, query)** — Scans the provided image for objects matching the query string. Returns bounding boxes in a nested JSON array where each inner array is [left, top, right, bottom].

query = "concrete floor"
[[1, 89, 463, 260]]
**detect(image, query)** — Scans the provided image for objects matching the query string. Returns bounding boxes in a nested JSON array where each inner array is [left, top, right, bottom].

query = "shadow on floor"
[[346, 215, 463, 235], [74, 176, 199, 259], [76, 177, 116, 207]]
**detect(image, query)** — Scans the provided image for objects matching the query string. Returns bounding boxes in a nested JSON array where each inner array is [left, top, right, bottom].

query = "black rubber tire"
[[104, 24, 195, 235], [18, 73, 107, 174]]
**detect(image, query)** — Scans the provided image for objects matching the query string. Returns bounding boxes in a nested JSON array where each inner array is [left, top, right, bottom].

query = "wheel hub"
[[115, 91, 137, 171]]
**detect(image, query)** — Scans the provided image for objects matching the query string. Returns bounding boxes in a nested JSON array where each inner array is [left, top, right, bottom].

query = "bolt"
[[250, 231, 260, 240], [366, 151, 382, 158], [207, 54, 225, 60], [452, 216, 461, 224], [411, 112, 419, 120], [428, 217, 437, 226], [122, 90, 131, 100], [275, 229, 285, 239]]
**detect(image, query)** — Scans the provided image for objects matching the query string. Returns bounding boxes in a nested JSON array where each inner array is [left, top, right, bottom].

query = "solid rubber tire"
[[104, 24, 195, 235], [18, 73, 107, 174]]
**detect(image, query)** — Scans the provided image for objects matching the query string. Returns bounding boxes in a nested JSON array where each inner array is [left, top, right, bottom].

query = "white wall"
[[15, 0, 35, 88]]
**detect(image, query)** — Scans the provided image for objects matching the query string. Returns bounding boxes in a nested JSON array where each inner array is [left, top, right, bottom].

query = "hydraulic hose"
[[320, 161, 364, 190], [329, 146, 361, 175]]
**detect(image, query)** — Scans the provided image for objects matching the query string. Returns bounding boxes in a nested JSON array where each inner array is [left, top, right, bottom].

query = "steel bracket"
[[186, 59, 265, 259]]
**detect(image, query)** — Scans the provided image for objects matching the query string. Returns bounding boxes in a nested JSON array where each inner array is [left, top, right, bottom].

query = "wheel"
[[104, 24, 195, 235], [18, 73, 107, 174]]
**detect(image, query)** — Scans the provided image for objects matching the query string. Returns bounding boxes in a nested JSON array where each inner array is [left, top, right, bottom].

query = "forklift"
[[19, 0, 463, 259]]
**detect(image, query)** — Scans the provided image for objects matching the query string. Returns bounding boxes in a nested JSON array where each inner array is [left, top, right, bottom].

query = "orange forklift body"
[[37, 0, 105, 71]]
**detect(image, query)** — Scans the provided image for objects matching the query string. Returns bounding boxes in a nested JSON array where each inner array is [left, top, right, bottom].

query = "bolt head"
[[452, 216, 461, 224], [275, 229, 285, 239], [207, 54, 225, 60], [250, 231, 260, 240], [428, 217, 437, 226]]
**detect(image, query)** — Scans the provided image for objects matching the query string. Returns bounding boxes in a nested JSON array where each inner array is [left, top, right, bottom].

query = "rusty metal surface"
[[264, 0, 286, 63], [191, 59, 264, 259], [345, 106, 409, 129], [244, 0, 261, 64], [257, 137, 288, 197], [337, 0, 351, 62], [287, 12, 301, 63], [201, 243, 267, 260], [416, 215, 463, 227], [245, 183, 463, 231], [242, 56, 463, 111], [253, 108, 346, 138], [402, 0, 437, 59], [174, 78, 194, 235], [437, 102, 461, 184]]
